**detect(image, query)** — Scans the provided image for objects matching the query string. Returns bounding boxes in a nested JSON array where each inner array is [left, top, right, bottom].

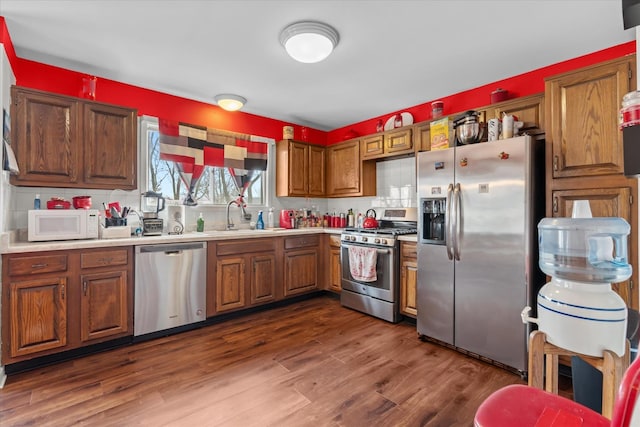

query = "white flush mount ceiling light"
[[279, 21, 339, 64], [214, 94, 246, 111]]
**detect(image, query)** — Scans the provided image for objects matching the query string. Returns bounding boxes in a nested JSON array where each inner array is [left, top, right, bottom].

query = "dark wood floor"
[[0, 296, 527, 426]]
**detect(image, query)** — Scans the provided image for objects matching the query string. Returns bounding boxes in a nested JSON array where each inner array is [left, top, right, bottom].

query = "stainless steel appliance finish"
[[416, 136, 544, 373], [340, 207, 417, 323], [134, 242, 207, 336]]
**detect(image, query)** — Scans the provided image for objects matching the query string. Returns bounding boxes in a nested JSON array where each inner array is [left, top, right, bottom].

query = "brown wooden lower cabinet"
[[80, 270, 129, 342], [250, 254, 277, 304], [283, 235, 320, 296], [400, 241, 418, 318], [327, 234, 342, 293], [8, 276, 68, 358], [209, 238, 278, 316], [551, 183, 638, 309], [2, 247, 133, 364]]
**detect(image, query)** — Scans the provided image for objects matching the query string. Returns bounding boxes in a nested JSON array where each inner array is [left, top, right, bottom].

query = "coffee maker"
[[141, 191, 165, 235]]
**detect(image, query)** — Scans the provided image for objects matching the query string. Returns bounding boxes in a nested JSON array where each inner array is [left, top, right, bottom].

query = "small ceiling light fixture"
[[214, 94, 246, 111], [279, 21, 339, 64]]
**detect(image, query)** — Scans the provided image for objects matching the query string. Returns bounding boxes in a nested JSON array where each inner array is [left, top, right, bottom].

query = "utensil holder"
[[105, 217, 127, 228]]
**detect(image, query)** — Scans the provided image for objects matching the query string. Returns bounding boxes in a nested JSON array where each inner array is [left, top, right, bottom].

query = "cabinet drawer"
[[8, 254, 68, 276], [80, 249, 129, 269], [285, 235, 320, 250], [401, 242, 417, 258], [217, 238, 276, 256], [328, 234, 341, 248]]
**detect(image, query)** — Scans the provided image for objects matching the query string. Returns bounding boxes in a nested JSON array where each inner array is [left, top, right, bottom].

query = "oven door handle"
[[341, 244, 391, 255], [445, 183, 454, 260]]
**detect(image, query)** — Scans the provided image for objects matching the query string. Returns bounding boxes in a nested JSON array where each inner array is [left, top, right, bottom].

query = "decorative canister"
[[490, 88, 508, 103], [431, 101, 444, 119], [283, 126, 294, 140]]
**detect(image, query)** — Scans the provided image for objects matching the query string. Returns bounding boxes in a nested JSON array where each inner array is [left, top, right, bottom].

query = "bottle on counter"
[[256, 210, 265, 230], [34, 194, 41, 210], [267, 207, 274, 229], [196, 213, 204, 232], [357, 213, 363, 228], [347, 209, 354, 227]]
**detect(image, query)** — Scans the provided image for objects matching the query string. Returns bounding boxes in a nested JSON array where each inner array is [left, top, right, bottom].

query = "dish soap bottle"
[[196, 213, 204, 232], [34, 194, 41, 210], [267, 207, 274, 229], [256, 210, 265, 230]]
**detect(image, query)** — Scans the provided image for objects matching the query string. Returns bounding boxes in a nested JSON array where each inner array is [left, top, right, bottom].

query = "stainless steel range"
[[340, 207, 417, 323]]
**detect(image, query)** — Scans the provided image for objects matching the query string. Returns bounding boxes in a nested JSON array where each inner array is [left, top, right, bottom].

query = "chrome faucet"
[[226, 199, 239, 230]]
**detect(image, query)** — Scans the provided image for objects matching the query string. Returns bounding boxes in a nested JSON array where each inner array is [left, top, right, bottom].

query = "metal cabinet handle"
[[553, 155, 559, 171], [83, 281, 88, 296], [31, 263, 48, 269], [60, 284, 65, 300]]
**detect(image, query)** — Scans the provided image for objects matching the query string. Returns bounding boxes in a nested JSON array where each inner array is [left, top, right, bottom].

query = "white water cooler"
[[522, 202, 632, 357]]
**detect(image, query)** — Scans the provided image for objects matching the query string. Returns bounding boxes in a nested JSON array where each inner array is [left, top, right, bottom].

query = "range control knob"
[[374, 238, 381, 244], [362, 236, 368, 242], [380, 239, 388, 245], [350, 236, 356, 241]]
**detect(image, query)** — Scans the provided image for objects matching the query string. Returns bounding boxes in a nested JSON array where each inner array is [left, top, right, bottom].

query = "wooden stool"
[[527, 330, 630, 419]]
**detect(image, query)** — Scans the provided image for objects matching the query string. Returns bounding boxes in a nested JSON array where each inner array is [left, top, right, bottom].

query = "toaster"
[[280, 209, 296, 229]]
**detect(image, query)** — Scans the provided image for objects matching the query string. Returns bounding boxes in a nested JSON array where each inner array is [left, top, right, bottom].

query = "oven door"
[[340, 242, 397, 303]]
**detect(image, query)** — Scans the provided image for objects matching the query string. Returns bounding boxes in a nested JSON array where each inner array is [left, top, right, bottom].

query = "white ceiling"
[[0, 0, 635, 131]]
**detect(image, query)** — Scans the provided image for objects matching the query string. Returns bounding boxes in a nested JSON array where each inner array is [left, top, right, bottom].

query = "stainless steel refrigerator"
[[416, 135, 544, 373]]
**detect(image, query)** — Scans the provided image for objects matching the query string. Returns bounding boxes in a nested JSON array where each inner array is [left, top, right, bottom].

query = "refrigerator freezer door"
[[417, 148, 456, 344], [453, 136, 532, 371]]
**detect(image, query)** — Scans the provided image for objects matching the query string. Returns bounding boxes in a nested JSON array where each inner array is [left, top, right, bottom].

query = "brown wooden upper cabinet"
[[325, 138, 376, 197], [486, 93, 545, 133], [546, 56, 635, 178], [361, 127, 413, 160], [10, 86, 137, 190], [276, 139, 325, 197]]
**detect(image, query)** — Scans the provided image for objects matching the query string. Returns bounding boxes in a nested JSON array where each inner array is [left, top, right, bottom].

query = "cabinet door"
[[413, 122, 431, 152], [80, 270, 128, 342], [83, 103, 137, 189], [308, 145, 326, 196], [10, 87, 81, 186], [361, 134, 384, 159], [400, 242, 418, 317], [552, 187, 635, 308], [284, 249, 318, 296], [385, 128, 413, 154], [286, 141, 309, 197], [400, 259, 418, 318], [9, 277, 67, 358], [326, 139, 375, 197], [546, 57, 635, 178], [329, 247, 342, 293], [216, 257, 246, 312], [250, 254, 276, 305]]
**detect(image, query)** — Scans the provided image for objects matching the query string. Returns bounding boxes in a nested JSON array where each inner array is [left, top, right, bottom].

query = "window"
[[139, 116, 269, 206]]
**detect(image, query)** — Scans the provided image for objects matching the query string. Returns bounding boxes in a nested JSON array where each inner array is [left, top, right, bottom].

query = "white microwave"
[[28, 209, 100, 242]]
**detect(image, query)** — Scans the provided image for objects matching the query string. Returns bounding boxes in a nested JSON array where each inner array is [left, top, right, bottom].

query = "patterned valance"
[[158, 119, 268, 171]]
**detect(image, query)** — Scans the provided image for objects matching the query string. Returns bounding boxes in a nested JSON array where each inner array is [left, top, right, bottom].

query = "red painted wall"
[[0, 17, 635, 147]]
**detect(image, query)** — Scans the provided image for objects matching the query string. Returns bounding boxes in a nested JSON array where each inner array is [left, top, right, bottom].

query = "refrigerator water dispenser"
[[420, 198, 446, 243]]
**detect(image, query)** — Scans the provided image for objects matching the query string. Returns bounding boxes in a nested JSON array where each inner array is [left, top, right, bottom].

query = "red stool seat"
[[474, 384, 610, 427]]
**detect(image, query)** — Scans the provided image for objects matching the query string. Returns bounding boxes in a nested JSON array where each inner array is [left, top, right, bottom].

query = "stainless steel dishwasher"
[[134, 241, 207, 336]]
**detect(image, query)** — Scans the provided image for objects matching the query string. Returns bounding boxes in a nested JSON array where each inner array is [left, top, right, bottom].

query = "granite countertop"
[[1, 227, 345, 254]]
